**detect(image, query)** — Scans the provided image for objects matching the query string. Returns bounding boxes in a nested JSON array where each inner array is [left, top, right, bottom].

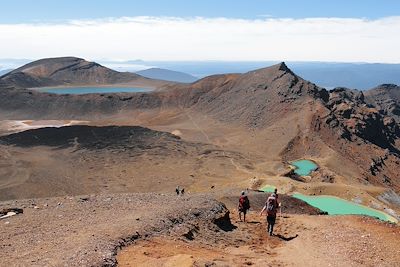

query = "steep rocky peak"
[[244, 62, 294, 78], [277, 61, 290, 72], [237, 62, 332, 103]]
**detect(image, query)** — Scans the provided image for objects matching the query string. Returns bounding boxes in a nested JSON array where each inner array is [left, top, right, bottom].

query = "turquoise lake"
[[260, 185, 276, 193], [37, 87, 152, 95], [293, 193, 397, 223], [291, 159, 318, 176]]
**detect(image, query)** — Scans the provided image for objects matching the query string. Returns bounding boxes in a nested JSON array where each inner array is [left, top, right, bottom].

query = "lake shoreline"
[[31, 86, 154, 95], [28, 83, 157, 89]]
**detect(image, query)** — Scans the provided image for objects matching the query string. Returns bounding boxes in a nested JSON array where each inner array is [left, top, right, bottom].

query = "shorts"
[[239, 208, 247, 214], [267, 215, 276, 225]]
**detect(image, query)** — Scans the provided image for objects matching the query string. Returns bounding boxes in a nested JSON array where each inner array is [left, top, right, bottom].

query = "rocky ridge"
[[365, 84, 400, 123]]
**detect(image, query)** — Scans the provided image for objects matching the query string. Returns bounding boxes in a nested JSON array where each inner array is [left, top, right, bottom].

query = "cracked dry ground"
[[118, 210, 400, 267]]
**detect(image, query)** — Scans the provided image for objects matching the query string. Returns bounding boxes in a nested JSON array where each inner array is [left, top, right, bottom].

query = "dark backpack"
[[239, 196, 250, 210], [266, 196, 277, 215]]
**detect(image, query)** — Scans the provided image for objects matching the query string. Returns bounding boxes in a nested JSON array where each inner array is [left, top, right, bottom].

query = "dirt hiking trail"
[[118, 209, 400, 267]]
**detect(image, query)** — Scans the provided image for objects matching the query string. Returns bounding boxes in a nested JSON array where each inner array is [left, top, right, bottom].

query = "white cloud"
[[0, 16, 399, 63]]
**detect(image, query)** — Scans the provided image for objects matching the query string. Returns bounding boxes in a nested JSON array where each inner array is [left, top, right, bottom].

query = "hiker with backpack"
[[259, 193, 279, 236], [238, 191, 250, 222]]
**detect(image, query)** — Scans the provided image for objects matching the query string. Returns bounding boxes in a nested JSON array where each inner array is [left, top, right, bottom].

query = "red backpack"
[[239, 195, 250, 210]]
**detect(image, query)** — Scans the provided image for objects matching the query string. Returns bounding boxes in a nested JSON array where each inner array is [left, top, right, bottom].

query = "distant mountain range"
[[111, 61, 400, 90], [290, 62, 400, 90], [135, 68, 198, 83], [2, 59, 400, 89]]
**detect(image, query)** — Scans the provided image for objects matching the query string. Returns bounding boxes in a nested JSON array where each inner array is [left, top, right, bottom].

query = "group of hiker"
[[174, 185, 280, 236], [238, 188, 280, 236]]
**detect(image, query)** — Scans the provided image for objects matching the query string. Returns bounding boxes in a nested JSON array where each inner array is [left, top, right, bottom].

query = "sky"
[[0, 1, 399, 63]]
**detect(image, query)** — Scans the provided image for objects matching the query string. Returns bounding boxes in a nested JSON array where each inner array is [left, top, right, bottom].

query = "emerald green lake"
[[291, 159, 318, 176], [260, 185, 276, 193], [36, 87, 152, 95], [293, 193, 397, 223]]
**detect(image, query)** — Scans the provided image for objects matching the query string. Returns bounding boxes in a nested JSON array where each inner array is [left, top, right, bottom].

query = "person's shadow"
[[246, 221, 261, 224], [275, 233, 298, 241]]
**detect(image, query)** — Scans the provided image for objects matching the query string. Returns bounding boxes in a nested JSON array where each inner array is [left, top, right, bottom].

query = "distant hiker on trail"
[[260, 193, 279, 236], [238, 191, 250, 222], [176, 186, 180, 195], [180, 188, 185, 195]]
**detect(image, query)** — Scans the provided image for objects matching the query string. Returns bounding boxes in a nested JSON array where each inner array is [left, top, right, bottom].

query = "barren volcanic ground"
[[1, 192, 399, 267], [1, 58, 400, 266], [0, 125, 253, 200]]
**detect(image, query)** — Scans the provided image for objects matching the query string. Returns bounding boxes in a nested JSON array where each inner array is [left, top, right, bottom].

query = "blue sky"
[[1, 0, 399, 23], [0, 1, 399, 63]]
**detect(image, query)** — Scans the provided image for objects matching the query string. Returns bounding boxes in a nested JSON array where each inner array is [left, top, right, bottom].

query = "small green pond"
[[291, 159, 318, 176], [293, 193, 397, 223]]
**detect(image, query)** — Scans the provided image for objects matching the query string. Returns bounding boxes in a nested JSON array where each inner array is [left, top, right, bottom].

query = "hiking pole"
[[280, 203, 282, 218]]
